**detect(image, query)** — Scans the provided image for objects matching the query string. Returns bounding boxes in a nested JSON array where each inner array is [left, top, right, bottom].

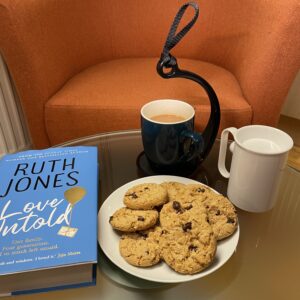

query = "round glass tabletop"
[[53, 130, 300, 299]]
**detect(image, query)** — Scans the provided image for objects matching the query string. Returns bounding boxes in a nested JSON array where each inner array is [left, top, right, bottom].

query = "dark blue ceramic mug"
[[141, 99, 204, 173]]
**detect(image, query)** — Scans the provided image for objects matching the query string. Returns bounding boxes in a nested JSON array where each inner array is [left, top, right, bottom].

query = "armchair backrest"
[[1, 0, 299, 147]]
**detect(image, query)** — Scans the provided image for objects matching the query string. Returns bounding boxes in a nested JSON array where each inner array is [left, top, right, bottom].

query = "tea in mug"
[[150, 114, 186, 123]]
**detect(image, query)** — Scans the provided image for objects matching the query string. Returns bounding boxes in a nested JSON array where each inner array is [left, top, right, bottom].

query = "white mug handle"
[[218, 127, 237, 178]]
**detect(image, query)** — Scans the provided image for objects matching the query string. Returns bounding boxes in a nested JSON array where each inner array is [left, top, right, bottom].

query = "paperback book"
[[0, 146, 98, 296]]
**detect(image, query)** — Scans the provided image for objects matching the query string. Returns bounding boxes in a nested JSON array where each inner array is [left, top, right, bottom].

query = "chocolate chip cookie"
[[124, 183, 167, 210], [159, 199, 208, 234], [185, 184, 213, 199], [164, 183, 238, 240], [160, 228, 217, 274], [119, 226, 162, 267], [109, 207, 158, 232], [203, 194, 238, 240]]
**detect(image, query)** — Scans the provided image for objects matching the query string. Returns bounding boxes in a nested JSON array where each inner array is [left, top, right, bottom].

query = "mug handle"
[[218, 127, 237, 178], [180, 130, 203, 162]]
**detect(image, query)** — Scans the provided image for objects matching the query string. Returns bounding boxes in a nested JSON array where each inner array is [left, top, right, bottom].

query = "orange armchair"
[[1, 0, 300, 148]]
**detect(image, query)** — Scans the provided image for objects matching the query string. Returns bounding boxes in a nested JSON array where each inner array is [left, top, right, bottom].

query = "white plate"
[[98, 175, 239, 283]]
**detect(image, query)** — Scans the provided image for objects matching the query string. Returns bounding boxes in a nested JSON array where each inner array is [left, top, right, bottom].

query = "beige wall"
[[281, 70, 300, 120]]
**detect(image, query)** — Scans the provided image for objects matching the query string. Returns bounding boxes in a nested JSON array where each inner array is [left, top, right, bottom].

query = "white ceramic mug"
[[218, 125, 293, 212]]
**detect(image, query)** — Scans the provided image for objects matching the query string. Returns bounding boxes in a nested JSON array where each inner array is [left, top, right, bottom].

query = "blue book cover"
[[0, 146, 98, 278]]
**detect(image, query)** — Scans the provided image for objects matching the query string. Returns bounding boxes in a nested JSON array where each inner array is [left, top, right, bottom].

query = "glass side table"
[[18, 130, 300, 300]]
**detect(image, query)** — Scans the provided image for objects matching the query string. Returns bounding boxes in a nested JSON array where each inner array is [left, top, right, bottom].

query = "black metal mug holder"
[[137, 2, 220, 176], [157, 2, 220, 163]]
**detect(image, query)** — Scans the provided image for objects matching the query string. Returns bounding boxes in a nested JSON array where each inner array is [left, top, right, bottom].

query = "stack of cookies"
[[109, 182, 238, 275]]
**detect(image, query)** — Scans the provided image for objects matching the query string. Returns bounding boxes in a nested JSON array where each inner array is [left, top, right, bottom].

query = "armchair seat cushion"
[[45, 58, 252, 145]]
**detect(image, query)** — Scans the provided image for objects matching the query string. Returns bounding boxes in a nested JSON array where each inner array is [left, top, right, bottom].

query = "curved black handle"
[[156, 2, 220, 162], [157, 55, 220, 161]]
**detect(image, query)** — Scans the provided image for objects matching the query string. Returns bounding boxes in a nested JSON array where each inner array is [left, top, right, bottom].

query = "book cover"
[[0, 146, 98, 295]]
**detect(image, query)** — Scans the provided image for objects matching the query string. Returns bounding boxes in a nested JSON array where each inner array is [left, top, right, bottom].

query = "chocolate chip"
[[185, 204, 193, 210], [144, 187, 149, 190], [138, 216, 145, 221], [188, 245, 198, 251], [173, 201, 181, 210], [216, 210, 221, 216], [172, 201, 184, 213], [109, 216, 113, 222], [196, 188, 205, 193], [126, 192, 138, 199], [227, 218, 235, 224], [182, 222, 192, 232]]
